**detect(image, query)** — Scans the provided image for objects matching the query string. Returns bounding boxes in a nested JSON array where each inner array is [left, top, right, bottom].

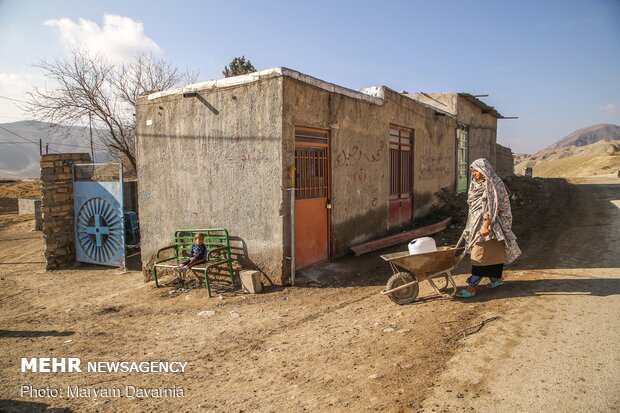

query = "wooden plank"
[[351, 217, 452, 256]]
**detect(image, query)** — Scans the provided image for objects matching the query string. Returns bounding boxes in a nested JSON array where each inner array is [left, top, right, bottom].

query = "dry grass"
[[0, 179, 41, 199], [531, 154, 619, 177], [515, 140, 620, 177]]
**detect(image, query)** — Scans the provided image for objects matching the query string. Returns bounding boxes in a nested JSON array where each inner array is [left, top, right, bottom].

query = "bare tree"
[[27, 48, 198, 171]]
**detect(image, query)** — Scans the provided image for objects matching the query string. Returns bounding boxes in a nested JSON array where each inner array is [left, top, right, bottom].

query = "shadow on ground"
[[453, 277, 620, 303], [0, 330, 74, 338], [297, 178, 620, 290], [0, 400, 72, 413]]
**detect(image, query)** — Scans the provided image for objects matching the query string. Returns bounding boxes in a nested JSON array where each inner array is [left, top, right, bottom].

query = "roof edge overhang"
[[145, 67, 384, 105], [457, 93, 504, 118]]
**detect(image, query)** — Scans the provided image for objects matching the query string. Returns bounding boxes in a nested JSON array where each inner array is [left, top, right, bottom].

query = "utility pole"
[[39, 139, 42, 158], [45, 143, 49, 154], [89, 112, 95, 163]]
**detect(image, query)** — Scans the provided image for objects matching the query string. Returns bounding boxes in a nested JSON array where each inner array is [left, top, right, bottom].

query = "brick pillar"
[[40, 153, 91, 270]]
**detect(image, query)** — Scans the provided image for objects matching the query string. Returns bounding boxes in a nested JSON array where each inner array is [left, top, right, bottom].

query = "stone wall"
[[40, 153, 91, 269], [495, 144, 514, 178]]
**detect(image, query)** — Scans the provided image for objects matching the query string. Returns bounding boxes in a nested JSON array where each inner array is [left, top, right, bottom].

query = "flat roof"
[[146, 67, 384, 105], [145, 67, 495, 118]]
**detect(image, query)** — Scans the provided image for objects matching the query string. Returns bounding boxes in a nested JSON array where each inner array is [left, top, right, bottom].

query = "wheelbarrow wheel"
[[385, 272, 419, 305]]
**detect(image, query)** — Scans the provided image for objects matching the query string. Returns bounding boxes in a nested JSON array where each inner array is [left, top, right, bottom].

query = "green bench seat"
[[152, 228, 235, 297]]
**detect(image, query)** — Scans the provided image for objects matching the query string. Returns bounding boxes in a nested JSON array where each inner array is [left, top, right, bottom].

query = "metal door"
[[457, 125, 469, 193], [294, 127, 330, 269], [73, 163, 125, 267]]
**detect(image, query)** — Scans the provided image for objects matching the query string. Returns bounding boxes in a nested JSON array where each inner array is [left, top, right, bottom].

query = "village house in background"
[[135, 68, 514, 285]]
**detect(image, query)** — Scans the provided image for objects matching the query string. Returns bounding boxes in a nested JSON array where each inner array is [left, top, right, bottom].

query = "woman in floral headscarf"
[[456, 158, 521, 298]]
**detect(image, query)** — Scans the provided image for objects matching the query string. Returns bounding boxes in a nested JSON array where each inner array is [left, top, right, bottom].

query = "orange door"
[[294, 127, 330, 269]]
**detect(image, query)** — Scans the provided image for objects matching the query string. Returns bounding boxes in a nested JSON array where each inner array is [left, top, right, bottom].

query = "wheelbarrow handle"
[[454, 234, 468, 261], [455, 234, 466, 249]]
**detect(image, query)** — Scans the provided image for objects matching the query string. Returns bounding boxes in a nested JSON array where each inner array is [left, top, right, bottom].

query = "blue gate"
[[73, 163, 125, 267]]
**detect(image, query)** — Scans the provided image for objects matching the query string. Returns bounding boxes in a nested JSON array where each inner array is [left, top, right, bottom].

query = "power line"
[[0, 125, 38, 144], [0, 125, 60, 153], [0, 126, 93, 148], [0, 125, 100, 153], [50, 141, 93, 149]]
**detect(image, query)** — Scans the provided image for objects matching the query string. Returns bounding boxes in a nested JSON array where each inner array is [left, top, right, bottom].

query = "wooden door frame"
[[388, 124, 415, 227], [456, 123, 470, 193], [294, 125, 331, 264]]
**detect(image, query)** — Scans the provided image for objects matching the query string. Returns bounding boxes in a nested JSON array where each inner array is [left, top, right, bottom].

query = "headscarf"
[[462, 158, 521, 264]]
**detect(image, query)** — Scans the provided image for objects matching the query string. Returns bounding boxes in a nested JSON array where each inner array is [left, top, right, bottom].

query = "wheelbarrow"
[[380, 236, 467, 305]]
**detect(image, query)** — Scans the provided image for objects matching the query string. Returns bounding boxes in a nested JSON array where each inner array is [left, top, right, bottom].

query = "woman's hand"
[[480, 220, 491, 236]]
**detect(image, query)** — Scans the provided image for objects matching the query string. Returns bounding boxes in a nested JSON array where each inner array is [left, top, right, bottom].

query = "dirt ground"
[[0, 180, 41, 199], [0, 176, 618, 412]]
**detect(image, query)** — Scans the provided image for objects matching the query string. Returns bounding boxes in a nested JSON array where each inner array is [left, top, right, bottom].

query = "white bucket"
[[408, 237, 437, 255]]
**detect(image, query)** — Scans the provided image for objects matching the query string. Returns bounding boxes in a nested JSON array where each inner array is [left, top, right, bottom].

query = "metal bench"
[[152, 228, 235, 297]]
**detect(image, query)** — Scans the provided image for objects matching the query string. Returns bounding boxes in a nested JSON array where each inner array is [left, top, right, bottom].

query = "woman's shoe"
[[455, 289, 476, 298], [487, 280, 505, 289]]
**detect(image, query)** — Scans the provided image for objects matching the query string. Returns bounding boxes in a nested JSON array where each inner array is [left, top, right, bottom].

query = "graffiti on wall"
[[418, 147, 453, 180], [334, 141, 385, 168], [332, 141, 387, 205]]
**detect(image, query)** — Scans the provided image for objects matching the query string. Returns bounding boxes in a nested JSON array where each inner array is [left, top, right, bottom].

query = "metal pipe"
[[285, 163, 296, 286], [89, 112, 95, 163], [119, 163, 126, 269], [290, 186, 295, 286]]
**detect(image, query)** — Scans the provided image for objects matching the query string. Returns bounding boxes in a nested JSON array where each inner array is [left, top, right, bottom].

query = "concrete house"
[[405, 92, 504, 192], [136, 68, 504, 285]]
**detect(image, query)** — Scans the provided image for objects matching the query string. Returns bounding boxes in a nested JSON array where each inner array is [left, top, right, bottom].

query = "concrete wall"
[[495, 144, 514, 178], [456, 99, 497, 167], [407, 93, 457, 115], [136, 77, 285, 283], [40, 153, 91, 269], [406, 92, 499, 167], [18, 198, 42, 230], [137, 72, 491, 285], [282, 79, 457, 259], [18, 198, 39, 214]]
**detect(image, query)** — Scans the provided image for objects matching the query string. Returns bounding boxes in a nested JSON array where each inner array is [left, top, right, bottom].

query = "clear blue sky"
[[1, 0, 618, 153]]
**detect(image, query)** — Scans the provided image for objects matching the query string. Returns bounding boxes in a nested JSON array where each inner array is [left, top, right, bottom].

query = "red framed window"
[[389, 125, 413, 200]]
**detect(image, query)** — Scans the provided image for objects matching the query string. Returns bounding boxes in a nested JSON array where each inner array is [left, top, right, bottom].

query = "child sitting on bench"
[[176, 233, 207, 273]]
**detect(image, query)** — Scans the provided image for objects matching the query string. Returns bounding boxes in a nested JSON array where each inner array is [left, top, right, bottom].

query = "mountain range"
[[544, 123, 620, 150], [0, 120, 109, 179], [515, 123, 620, 177]]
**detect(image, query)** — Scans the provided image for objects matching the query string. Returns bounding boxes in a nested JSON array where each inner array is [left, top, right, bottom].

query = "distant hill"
[[514, 124, 620, 178], [515, 140, 620, 178], [0, 120, 109, 179], [545, 123, 620, 150]]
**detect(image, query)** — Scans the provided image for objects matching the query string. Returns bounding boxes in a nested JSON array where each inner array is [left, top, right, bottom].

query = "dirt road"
[[0, 176, 618, 412], [421, 176, 620, 412]]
